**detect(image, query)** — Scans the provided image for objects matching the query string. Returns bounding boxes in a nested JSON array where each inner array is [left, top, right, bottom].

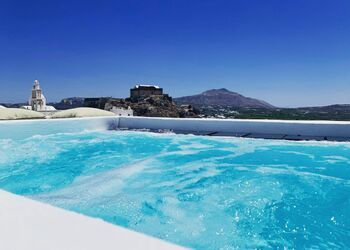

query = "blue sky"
[[0, 0, 349, 107]]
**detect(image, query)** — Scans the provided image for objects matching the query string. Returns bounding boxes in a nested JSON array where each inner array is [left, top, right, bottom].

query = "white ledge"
[[118, 117, 350, 139], [0, 190, 185, 250]]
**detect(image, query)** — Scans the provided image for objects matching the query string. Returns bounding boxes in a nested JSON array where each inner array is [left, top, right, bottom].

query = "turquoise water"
[[0, 130, 350, 249]]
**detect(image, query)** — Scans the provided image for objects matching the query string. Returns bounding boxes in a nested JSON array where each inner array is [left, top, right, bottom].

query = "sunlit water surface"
[[0, 130, 349, 249]]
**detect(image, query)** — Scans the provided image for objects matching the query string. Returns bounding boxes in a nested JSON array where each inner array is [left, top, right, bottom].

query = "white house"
[[111, 106, 134, 116]]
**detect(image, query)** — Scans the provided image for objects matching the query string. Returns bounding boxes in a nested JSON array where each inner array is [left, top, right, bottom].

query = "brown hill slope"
[[174, 88, 275, 109]]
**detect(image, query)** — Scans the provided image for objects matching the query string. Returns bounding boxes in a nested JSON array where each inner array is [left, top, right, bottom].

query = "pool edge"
[[0, 189, 186, 250]]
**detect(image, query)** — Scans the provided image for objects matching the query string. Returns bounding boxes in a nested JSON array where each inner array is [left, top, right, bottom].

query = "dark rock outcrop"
[[105, 95, 199, 118]]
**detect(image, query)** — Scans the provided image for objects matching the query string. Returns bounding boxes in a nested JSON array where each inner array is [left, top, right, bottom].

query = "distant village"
[[1, 80, 350, 121]]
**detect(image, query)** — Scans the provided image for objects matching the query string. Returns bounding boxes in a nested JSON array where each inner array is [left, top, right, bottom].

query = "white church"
[[21, 80, 56, 112]]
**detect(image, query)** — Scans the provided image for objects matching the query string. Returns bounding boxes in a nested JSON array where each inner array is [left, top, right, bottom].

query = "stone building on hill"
[[84, 97, 110, 110], [130, 85, 164, 101]]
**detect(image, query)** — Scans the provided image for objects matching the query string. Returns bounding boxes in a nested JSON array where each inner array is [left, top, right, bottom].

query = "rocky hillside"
[[53, 96, 199, 118], [105, 95, 199, 118], [174, 88, 275, 109]]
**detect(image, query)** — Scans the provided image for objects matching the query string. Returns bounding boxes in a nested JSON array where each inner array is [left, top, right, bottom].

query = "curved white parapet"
[[0, 190, 185, 250], [119, 117, 350, 139]]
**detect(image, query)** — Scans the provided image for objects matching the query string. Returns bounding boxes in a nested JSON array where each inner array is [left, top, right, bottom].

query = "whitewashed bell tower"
[[29, 80, 47, 111]]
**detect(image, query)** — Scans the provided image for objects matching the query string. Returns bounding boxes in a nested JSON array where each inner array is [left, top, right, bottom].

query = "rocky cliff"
[[105, 95, 199, 118]]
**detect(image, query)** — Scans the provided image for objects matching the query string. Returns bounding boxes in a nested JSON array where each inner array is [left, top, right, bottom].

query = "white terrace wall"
[[119, 117, 350, 138], [1, 116, 350, 139]]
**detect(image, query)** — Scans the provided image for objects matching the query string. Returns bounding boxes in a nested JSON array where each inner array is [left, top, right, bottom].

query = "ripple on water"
[[0, 130, 350, 249]]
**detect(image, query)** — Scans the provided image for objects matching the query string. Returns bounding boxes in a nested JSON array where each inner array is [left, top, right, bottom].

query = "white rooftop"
[[134, 84, 161, 89]]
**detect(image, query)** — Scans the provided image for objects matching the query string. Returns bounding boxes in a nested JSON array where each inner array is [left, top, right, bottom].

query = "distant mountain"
[[298, 104, 350, 111], [174, 88, 275, 109]]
